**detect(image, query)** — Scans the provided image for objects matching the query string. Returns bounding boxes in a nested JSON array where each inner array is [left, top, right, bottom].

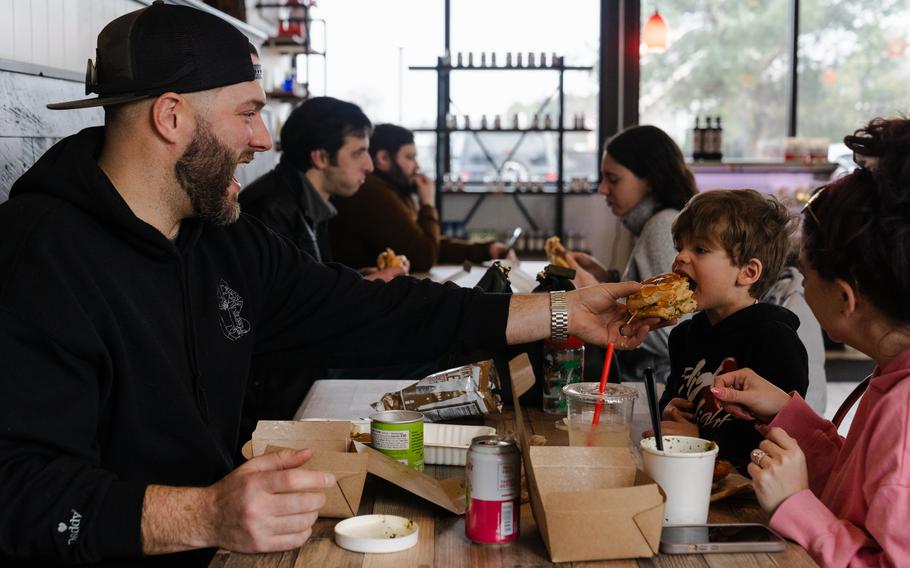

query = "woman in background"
[[569, 125, 697, 382], [712, 117, 910, 565]]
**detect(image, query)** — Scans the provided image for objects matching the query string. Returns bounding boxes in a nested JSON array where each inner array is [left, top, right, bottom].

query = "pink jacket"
[[769, 347, 910, 567]]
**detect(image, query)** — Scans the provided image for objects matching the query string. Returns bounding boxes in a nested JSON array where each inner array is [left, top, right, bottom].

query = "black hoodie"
[[0, 127, 509, 566], [659, 303, 809, 472]]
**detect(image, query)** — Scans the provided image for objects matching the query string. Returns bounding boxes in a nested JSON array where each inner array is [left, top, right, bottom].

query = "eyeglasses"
[[801, 186, 827, 227]]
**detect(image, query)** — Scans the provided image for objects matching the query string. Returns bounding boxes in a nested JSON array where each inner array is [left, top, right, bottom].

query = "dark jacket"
[[330, 171, 492, 272], [238, 159, 333, 262], [0, 127, 509, 566], [660, 303, 809, 472]]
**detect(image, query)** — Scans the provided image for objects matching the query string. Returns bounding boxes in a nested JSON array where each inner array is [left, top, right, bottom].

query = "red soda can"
[[465, 435, 520, 543]]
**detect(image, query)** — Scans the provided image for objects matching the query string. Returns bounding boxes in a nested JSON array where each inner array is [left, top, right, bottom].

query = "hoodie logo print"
[[678, 359, 734, 430], [217, 279, 250, 341], [57, 509, 82, 545]]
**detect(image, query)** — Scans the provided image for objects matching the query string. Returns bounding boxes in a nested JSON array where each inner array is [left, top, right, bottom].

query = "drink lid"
[[562, 382, 638, 403]]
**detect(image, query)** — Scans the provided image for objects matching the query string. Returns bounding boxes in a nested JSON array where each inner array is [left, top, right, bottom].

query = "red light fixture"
[[642, 9, 668, 54]]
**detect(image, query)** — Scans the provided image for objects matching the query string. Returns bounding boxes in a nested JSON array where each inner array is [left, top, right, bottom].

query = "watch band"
[[549, 290, 569, 342]]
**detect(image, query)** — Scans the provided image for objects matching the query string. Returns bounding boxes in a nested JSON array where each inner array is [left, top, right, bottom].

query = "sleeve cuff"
[[94, 481, 148, 557], [465, 291, 511, 351], [770, 488, 839, 549], [768, 393, 825, 437]]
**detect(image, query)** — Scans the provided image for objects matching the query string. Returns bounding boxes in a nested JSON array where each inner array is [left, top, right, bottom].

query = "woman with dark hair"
[[711, 117, 910, 565], [569, 125, 697, 381]]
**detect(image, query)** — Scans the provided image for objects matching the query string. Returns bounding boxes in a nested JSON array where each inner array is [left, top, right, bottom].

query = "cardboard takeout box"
[[509, 354, 665, 562], [249, 420, 465, 518]]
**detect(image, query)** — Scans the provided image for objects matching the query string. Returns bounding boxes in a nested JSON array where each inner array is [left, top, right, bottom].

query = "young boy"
[[656, 189, 809, 472]]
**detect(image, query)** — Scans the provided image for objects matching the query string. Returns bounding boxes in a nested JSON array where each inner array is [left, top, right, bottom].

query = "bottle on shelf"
[[463, 114, 471, 129], [505, 52, 513, 67], [528, 52, 536, 67], [480, 114, 488, 130], [442, 49, 451, 67], [467, 52, 474, 67], [480, 52, 486, 67], [692, 116, 704, 161], [543, 114, 553, 129], [493, 114, 502, 129], [703, 116, 714, 161], [551, 52, 560, 67], [516, 52, 523, 67], [540, 51, 548, 67], [531, 114, 540, 129], [714, 116, 724, 162], [490, 52, 497, 67], [512, 113, 520, 129], [456, 52, 464, 68]]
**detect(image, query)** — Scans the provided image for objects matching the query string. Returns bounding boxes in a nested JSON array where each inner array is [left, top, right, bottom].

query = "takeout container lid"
[[248, 420, 465, 518], [509, 354, 665, 562], [334, 514, 419, 553]]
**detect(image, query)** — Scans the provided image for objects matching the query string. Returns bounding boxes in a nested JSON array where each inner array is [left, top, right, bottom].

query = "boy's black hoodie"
[[0, 128, 509, 566], [659, 303, 809, 472]]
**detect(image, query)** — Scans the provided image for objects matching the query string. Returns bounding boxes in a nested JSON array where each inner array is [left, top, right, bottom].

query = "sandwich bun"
[[626, 273, 698, 322], [376, 247, 404, 270]]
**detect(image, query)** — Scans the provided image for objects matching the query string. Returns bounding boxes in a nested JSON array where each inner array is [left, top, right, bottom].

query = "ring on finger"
[[750, 448, 769, 467]]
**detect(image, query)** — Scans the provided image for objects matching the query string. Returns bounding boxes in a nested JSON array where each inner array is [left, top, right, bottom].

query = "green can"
[[370, 410, 424, 471]]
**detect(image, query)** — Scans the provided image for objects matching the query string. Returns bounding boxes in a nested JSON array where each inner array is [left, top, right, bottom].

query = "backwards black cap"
[[48, 0, 261, 110]]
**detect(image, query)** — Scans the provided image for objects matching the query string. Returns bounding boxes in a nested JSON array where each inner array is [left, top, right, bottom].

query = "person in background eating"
[[567, 125, 698, 383], [711, 117, 910, 566]]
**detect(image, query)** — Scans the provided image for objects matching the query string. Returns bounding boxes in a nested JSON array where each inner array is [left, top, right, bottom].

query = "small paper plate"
[[334, 514, 419, 553]]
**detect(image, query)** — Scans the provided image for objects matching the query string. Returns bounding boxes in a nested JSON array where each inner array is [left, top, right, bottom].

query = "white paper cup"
[[640, 436, 719, 526]]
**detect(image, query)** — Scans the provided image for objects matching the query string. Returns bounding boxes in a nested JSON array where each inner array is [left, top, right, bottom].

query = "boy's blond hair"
[[672, 189, 795, 298]]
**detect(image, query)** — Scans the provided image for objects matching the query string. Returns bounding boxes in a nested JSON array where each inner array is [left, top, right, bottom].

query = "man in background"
[[330, 123, 509, 273], [240, 97, 409, 279]]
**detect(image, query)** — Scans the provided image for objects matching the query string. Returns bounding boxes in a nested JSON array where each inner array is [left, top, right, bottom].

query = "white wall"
[[0, 0, 276, 200]]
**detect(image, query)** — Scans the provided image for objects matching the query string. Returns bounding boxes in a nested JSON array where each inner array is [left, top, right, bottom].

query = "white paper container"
[[334, 514, 419, 553], [424, 423, 496, 466], [640, 436, 718, 526], [300, 419, 495, 466]]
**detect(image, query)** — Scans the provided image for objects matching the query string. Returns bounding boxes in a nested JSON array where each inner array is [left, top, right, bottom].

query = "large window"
[[639, 0, 910, 161], [797, 0, 910, 144], [639, 0, 792, 160], [307, 0, 600, 179]]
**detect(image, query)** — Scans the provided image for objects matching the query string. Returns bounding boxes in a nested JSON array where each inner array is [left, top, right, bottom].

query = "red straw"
[[586, 342, 615, 446]]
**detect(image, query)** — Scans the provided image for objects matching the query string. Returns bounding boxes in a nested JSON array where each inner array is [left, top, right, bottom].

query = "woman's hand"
[[711, 368, 792, 423], [748, 427, 809, 514], [566, 251, 610, 283], [565, 253, 600, 288]]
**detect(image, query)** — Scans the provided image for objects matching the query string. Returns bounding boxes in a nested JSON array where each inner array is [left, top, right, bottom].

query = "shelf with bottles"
[[410, 50, 592, 72], [413, 127, 592, 133], [440, 178, 597, 195]]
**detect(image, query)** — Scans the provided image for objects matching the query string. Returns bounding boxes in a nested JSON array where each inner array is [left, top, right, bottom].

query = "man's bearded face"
[[175, 118, 242, 225]]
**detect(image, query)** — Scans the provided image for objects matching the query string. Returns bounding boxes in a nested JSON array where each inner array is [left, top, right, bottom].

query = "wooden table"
[[212, 408, 818, 568]]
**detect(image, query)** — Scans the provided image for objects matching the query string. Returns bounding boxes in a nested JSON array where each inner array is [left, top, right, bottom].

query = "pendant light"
[[642, 9, 668, 53]]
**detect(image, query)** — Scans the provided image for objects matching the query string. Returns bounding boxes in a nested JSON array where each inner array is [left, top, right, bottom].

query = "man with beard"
[[239, 97, 408, 281], [330, 124, 510, 273], [0, 3, 658, 566]]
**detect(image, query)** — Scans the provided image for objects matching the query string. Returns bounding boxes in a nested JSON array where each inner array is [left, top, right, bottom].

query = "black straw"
[[644, 367, 663, 451]]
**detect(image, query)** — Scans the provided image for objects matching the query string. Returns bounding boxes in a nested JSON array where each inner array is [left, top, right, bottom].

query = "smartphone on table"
[[659, 523, 786, 554]]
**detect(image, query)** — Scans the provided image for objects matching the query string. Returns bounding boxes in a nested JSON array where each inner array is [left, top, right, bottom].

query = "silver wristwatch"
[[549, 290, 569, 342]]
